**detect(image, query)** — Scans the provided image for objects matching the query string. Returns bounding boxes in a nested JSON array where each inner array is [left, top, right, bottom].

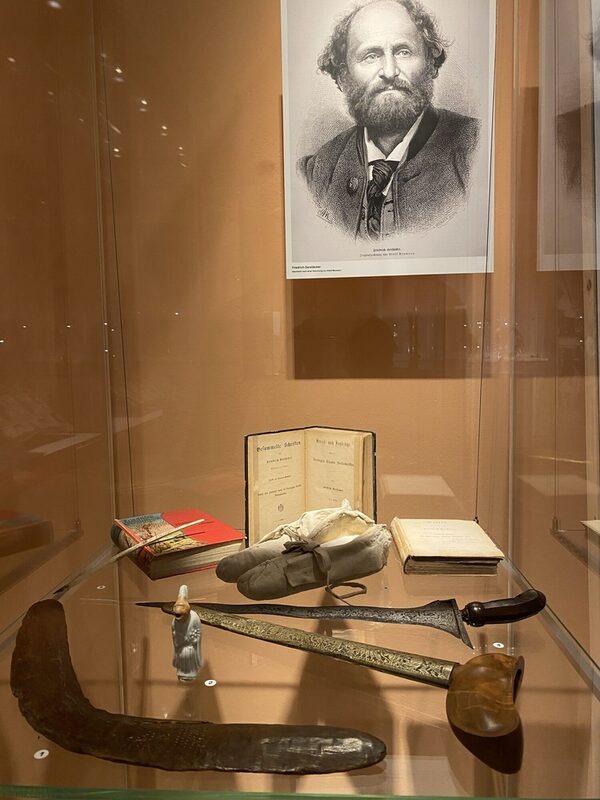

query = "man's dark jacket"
[[298, 105, 480, 238]]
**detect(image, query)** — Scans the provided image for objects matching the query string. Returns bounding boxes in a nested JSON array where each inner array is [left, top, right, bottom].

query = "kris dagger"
[[138, 588, 545, 649]]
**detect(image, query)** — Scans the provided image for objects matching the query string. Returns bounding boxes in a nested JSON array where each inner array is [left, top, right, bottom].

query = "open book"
[[390, 518, 504, 574], [245, 426, 375, 544]]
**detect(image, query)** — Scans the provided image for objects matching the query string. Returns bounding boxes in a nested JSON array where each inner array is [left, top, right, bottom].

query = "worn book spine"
[[110, 523, 154, 574], [390, 519, 410, 565], [404, 558, 500, 575]]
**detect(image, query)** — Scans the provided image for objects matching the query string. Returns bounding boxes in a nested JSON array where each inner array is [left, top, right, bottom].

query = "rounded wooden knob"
[[446, 653, 524, 737]]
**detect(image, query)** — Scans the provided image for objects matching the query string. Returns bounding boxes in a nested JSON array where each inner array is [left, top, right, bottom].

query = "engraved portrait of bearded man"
[[297, 0, 480, 241]]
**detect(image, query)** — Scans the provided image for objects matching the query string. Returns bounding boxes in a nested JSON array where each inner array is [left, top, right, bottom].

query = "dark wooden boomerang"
[[10, 600, 385, 773]]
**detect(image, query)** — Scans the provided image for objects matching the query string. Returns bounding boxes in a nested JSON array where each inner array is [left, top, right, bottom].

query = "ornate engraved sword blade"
[[188, 606, 457, 688], [151, 606, 526, 738]]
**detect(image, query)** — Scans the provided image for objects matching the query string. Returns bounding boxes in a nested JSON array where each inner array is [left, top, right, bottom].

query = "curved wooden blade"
[[11, 600, 386, 773]]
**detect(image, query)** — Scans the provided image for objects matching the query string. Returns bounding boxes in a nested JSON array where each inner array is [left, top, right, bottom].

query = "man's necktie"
[[366, 159, 399, 238]]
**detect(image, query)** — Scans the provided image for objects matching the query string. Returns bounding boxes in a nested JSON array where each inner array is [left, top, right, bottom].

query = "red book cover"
[[110, 508, 245, 579], [160, 509, 244, 546]]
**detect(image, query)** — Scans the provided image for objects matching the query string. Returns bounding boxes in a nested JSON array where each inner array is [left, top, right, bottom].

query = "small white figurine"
[[171, 584, 202, 682]]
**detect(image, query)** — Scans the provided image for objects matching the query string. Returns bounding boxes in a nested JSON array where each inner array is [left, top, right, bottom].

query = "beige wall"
[[99, 0, 499, 540]]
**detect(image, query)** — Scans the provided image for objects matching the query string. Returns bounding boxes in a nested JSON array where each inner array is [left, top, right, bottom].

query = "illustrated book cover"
[[245, 426, 376, 544], [390, 518, 504, 574], [111, 508, 245, 579]]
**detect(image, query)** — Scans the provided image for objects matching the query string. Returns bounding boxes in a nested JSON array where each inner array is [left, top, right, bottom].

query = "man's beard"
[[342, 72, 434, 134]]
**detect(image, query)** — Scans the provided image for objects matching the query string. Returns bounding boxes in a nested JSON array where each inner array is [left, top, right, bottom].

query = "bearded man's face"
[[340, 1, 435, 133]]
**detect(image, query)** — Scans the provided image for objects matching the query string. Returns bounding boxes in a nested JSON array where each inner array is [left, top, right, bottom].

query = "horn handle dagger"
[[163, 606, 524, 738], [138, 589, 545, 648]]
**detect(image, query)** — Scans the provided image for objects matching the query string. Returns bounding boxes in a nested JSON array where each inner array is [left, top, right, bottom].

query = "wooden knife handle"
[[461, 589, 546, 627]]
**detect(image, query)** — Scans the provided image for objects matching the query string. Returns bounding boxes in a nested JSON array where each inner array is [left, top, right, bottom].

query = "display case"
[[0, 0, 598, 797]]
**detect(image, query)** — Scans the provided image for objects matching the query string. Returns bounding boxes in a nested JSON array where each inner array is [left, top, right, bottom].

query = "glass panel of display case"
[[1, 0, 598, 797], [0, 1, 118, 634], [511, 0, 600, 673], [0, 555, 596, 797], [96, 0, 492, 534]]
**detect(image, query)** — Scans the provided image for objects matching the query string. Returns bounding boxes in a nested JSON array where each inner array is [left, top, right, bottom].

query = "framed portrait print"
[[282, 0, 496, 279]]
